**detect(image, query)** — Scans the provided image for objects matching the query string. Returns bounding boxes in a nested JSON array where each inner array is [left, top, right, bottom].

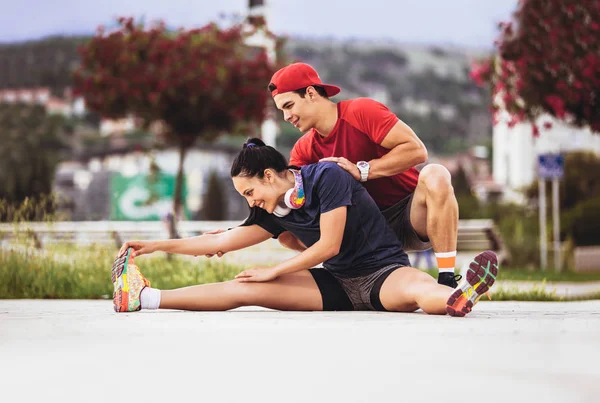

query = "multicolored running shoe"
[[112, 248, 150, 312], [446, 251, 499, 317]]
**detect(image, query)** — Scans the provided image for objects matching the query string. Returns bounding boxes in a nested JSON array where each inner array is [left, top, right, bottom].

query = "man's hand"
[[203, 228, 226, 258], [234, 266, 279, 282], [118, 240, 156, 259], [319, 157, 361, 181]]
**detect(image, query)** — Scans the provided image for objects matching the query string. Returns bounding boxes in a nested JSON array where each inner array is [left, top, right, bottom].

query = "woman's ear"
[[264, 168, 275, 183]]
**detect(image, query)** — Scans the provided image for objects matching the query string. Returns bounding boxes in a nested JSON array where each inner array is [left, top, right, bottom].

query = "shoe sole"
[[446, 251, 498, 317], [112, 248, 132, 312]]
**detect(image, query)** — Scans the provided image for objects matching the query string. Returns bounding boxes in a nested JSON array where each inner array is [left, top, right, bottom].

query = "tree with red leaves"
[[470, 0, 600, 135], [73, 17, 277, 232]]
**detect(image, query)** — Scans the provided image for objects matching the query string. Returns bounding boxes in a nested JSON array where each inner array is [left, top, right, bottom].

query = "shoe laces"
[[453, 274, 493, 300]]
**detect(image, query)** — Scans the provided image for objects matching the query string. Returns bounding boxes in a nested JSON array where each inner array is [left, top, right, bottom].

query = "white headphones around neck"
[[273, 169, 305, 217]]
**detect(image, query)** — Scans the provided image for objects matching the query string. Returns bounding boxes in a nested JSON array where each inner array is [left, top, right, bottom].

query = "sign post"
[[538, 178, 547, 269], [537, 154, 564, 271], [552, 178, 561, 271]]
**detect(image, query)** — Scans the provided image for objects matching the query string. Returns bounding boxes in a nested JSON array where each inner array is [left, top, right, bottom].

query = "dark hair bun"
[[243, 138, 266, 149]]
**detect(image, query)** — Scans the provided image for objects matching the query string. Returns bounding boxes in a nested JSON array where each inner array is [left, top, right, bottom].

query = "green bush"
[[202, 171, 227, 220], [0, 103, 69, 210], [563, 196, 600, 246], [492, 203, 540, 268], [0, 194, 61, 222]]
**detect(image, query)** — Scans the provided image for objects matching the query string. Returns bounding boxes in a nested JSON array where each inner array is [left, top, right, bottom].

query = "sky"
[[0, 0, 519, 49]]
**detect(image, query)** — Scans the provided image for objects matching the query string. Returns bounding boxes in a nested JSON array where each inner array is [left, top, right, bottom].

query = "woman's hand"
[[118, 240, 157, 259], [234, 266, 279, 282]]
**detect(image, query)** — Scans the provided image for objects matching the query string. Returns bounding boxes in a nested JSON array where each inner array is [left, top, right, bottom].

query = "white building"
[[244, 0, 278, 147], [99, 116, 137, 136], [0, 87, 76, 116], [493, 112, 600, 203]]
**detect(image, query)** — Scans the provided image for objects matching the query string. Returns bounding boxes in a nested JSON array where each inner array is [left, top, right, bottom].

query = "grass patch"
[[489, 284, 562, 301], [0, 246, 241, 299], [494, 268, 600, 283], [488, 287, 600, 302], [2, 244, 600, 301]]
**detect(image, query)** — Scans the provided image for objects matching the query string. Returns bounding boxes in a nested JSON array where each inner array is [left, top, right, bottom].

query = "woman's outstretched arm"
[[118, 224, 273, 258]]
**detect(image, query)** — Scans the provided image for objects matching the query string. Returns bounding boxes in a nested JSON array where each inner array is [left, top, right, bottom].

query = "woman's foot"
[[112, 248, 151, 312], [446, 251, 498, 317]]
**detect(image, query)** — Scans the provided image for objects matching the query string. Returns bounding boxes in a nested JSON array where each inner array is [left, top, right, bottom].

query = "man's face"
[[273, 90, 317, 132]]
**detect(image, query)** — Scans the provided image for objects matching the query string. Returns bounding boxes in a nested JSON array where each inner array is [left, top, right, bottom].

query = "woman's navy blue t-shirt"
[[243, 162, 409, 278]]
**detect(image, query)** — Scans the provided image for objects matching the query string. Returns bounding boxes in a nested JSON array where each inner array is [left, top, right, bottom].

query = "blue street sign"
[[538, 154, 564, 179]]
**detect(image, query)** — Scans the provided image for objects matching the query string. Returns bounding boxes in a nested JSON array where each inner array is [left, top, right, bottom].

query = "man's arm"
[[320, 98, 428, 180], [366, 120, 428, 180], [320, 120, 427, 181]]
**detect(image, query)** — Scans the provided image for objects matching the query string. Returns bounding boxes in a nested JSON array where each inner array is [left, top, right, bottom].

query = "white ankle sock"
[[140, 287, 161, 310]]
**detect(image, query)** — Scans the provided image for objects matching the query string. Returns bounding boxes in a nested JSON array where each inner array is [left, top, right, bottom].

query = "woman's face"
[[232, 170, 286, 214]]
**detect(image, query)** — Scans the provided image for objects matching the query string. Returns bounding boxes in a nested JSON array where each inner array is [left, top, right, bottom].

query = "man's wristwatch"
[[356, 161, 370, 182]]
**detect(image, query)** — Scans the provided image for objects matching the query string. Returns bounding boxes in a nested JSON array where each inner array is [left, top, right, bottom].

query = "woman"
[[113, 138, 498, 316]]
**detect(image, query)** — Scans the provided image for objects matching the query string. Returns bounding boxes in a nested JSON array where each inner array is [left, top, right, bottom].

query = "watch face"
[[357, 161, 369, 169]]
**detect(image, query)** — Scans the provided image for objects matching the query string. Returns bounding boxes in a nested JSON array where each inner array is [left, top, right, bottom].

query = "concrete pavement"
[[1, 300, 600, 403]]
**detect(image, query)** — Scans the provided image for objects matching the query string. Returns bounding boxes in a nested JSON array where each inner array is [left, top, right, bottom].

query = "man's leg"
[[377, 266, 452, 315], [409, 164, 460, 287], [378, 252, 499, 317]]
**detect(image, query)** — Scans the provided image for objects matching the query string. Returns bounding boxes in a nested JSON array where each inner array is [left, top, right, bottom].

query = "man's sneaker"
[[446, 251, 499, 317], [438, 272, 462, 288], [112, 248, 150, 312]]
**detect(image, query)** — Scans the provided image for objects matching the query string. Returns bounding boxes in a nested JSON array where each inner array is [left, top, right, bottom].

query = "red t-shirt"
[[289, 98, 419, 209]]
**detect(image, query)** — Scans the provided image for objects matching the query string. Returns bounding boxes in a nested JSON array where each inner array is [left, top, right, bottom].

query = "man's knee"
[[418, 164, 454, 197]]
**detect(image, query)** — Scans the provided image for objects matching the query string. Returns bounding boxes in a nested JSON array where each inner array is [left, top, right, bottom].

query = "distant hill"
[[0, 35, 493, 155], [0, 36, 88, 96]]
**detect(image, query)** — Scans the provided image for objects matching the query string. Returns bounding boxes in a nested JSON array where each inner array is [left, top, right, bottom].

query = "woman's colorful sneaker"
[[112, 248, 150, 312]]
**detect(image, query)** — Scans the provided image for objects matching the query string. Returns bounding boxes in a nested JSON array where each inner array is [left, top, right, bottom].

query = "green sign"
[[110, 173, 189, 221]]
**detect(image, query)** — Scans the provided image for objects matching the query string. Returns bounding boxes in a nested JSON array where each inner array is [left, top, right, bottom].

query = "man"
[[268, 62, 461, 288]]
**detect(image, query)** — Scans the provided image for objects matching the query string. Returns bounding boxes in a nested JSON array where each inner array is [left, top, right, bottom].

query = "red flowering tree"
[[73, 17, 277, 231], [470, 0, 600, 135]]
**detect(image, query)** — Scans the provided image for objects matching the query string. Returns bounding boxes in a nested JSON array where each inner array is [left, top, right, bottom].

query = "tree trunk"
[[168, 141, 187, 239]]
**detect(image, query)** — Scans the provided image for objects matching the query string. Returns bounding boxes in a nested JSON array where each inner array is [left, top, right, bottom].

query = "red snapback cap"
[[269, 63, 341, 97]]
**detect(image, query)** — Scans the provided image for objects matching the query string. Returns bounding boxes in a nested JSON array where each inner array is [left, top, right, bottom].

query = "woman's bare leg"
[[378, 266, 453, 315], [159, 269, 323, 311]]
